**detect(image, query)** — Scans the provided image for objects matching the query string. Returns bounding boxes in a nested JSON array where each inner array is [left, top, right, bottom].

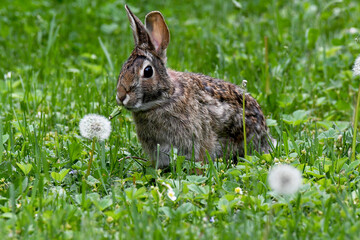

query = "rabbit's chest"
[[132, 107, 210, 145]]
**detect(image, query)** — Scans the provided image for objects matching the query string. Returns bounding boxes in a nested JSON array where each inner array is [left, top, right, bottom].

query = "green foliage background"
[[0, 0, 360, 239]]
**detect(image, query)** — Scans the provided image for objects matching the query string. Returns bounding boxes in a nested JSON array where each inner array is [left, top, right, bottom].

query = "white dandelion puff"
[[242, 79, 247, 88], [79, 114, 111, 141], [167, 189, 176, 201], [268, 164, 302, 195], [235, 187, 243, 195], [353, 55, 360, 77]]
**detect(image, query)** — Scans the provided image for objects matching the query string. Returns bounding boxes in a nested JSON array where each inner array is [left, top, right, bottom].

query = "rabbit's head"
[[116, 5, 173, 112]]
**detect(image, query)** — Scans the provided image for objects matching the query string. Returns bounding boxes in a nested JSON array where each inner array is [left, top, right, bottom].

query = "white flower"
[[353, 55, 360, 77], [268, 164, 302, 195], [235, 187, 243, 195], [167, 189, 176, 201], [4, 72, 11, 79], [348, 27, 358, 34], [79, 114, 111, 141]]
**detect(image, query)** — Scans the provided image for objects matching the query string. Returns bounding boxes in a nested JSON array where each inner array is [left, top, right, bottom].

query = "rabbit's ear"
[[125, 5, 154, 49], [145, 11, 170, 60]]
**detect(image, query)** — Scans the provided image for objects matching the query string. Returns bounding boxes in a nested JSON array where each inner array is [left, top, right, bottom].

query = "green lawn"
[[1, 0, 360, 239]]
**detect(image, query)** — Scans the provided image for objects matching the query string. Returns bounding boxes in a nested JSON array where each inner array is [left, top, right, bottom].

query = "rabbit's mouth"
[[116, 95, 122, 105], [124, 98, 169, 112]]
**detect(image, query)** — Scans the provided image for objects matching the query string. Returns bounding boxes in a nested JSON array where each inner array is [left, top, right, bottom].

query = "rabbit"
[[116, 5, 273, 168]]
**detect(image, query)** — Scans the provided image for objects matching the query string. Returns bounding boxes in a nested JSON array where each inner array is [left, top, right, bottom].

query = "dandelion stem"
[[243, 91, 247, 158], [351, 83, 360, 161], [264, 36, 270, 95], [86, 138, 96, 177]]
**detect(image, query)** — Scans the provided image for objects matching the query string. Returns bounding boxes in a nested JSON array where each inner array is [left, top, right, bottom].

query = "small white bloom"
[[348, 27, 358, 34], [167, 189, 176, 201], [268, 164, 302, 195], [209, 216, 215, 223], [4, 72, 11, 79], [333, 7, 341, 15], [353, 55, 360, 77], [235, 187, 243, 195], [79, 114, 111, 141]]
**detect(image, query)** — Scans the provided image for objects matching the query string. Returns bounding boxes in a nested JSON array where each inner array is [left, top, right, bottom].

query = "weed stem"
[[86, 138, 96, 177], [351, 83, 360, 161]]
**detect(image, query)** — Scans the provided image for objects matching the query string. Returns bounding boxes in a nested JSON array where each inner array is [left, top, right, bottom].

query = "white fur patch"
[[123, 94, 130, 105], [134, 100, 142, 109]]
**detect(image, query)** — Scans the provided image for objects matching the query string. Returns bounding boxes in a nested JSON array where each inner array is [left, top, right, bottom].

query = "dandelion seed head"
[[167, 189, 176, 201], [268, 164, 302, 195], [79, 114, 111, 141], [242, 79, 247, 88], [353, 55, 360, 77]]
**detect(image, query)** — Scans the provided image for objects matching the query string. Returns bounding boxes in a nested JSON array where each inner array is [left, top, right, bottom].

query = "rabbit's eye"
[[143, 65, 153, 78]]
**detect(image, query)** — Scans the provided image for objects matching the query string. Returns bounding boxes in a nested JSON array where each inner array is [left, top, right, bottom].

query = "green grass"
[[1, 0, 360, 239]]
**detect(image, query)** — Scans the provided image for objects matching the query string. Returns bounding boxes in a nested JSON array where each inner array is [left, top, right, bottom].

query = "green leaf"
[[266, 119, 278, 127], [186, 175, 207, 184], [59, 168, 70, 179], [217, 197, 230, 213], [51, 168, 69, 182], [16, 163, 32, 175], [94, 196, 113, 211], [346, 160, 360, 174], [222, 181, 239, 193], [175, 203, 196, 216], [160, 206, 172, 218], [1, 134, 9, 144], [282, 110, 310, 126], [187, 184, 209, 195], [2, 212, 16, 219], [225, 168, 242, 177], [134, 187, 147, 199], [336, 157, 348, 172], [306, 28, 319, 49], [176, 156, 185, 176], [86, 175, 100, 186], [318, 128, 338, 140], [68, 141, 83, 161], [206, 151, 220, 185]]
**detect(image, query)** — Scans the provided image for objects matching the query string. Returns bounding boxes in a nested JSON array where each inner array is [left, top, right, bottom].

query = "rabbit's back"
[[180, 71, 270, 156]]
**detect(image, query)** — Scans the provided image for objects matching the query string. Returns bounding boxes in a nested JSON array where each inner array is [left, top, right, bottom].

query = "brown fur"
[[116, 5, 272, 168]]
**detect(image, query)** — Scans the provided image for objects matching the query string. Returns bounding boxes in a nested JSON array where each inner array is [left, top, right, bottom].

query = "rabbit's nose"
[[116, 84, 127, 105]]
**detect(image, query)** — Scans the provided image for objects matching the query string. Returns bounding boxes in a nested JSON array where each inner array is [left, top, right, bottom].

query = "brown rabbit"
[[116, 5, 273, 168]]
